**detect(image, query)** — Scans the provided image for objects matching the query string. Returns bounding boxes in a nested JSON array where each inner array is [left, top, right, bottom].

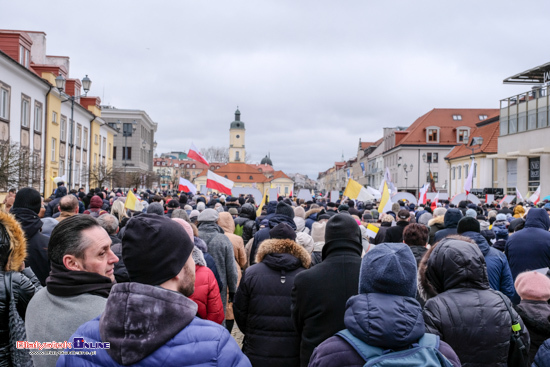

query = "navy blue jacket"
[[533, 338, 550, 367], [309, 293, 460, 367], [433, 209, 463, 243], [505, 208, 550, 304], [461, 231, 515, 300], [248, 214, 296, 266]]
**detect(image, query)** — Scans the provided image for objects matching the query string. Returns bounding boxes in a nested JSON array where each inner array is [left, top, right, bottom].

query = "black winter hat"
[[324, 213, 362, 247], [338, 204, 349, 212], [122, 214, 194, 286], [13, 187, 42, 214], [269, 223, 296, 241], [276, 202, 295, 219], [167, 199, 180, 208], [457, 216, 480, 234]]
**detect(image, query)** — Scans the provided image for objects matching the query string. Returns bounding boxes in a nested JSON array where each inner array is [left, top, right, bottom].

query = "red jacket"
[[189, 264, 224, 324]]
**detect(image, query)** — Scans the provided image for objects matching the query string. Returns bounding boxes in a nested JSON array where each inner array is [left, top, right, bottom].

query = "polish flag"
[[431, 192, 440, 210], [207, 170, 234, 195], [188, 143, 209, 166], [464, 158, 475, 195], [529, 185, 541, 205], [516, 187, 524, 203], [418, 184, 429, 205], [179, 177, 197, 195]]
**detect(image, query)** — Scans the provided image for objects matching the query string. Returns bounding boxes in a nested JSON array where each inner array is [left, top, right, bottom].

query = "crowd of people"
[[0, 181, 549, 366]]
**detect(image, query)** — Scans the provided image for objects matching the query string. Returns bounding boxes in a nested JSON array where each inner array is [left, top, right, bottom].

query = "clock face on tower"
[[236, 135, 240, 139]]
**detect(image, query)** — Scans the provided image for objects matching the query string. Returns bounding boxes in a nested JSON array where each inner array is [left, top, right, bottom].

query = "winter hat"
[[172, 218, 194, 240], [13, 187, 42, 214], [269, 222, 297, 241], [457, 217, 480, 234], [276, 202, 295, 219], [167, 199, 180, 209], [465, 209, 477, 218], [508, 218, 525, 233], [324, 214, 362, 247], [123, 214, 194, 286], [391, 202, 401, 213], [294, 206, 306, 219], [493, 225, 509, 240], [146, 202, 164, 216], [397, 209, 410, 220], [515, 271, 550, 301], [544, 202, 550, 211], [370, 209, 379, 220], [228, 208, 239, 216], [189, 210, 200, 221], [418, 212, 433, 226], [338, 204, 350, 212], [89, 195, 103, 209], [359, 243, 417, 298], [198, 208, 219, 222], [196, 202, 206, 212], [496, 213, 507, 221]]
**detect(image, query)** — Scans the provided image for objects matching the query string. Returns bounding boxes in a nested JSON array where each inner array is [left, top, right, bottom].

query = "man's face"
[[76, 226, 119, 281], [177, 255, 195, 297]]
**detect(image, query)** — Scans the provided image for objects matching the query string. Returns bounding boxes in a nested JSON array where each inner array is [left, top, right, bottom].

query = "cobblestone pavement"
[[231, 326, 244, 348]]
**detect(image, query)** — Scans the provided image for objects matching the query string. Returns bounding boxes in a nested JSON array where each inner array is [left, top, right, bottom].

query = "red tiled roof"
[[445, 119, 500, 160], [271, 170, 290, 180], [360, 141, 375, 150], [196, 163, 271, 182], [396, 108, 499, 147]]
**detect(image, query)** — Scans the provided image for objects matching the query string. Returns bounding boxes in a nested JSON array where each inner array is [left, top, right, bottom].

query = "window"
[[528, 111, 537, 130], [51, 138, 56, 161], [113, 146, 116, 160], [123, 123, 133, 136], [83, 128, 88, 149], [509, 117, 517, 134], [458, 129, 469, 143], [186, 164, 190, 168], [102, 137, 106, 156], [59, 159, 64, 176], [458, 166, 462, 179], [192, 164, 195, 168], [538, 107, 548, 128], [479, 115, 488, 120], [34, 102, 42, 132], [425, 152, 438, 163], [426, 172, 438, 183], [94, 153, 97, 166], [427, 129, 438, 142], [94, 134, 98, 144], [452, 115, 462, 121], [123, 147, 132, 160], [249, 175, 253, 180], [75, 165, 80, 185], [60, 116, 66, 141], [237, 175, 241, 179], [518, 112, 527, 132], [474, 163, 477, 178], [76, 124, 81, 147], [0, 86, 9, 120], [464, 164, 469, 176], [19, 45, 24, 64], [21, 96, 30, 127], [52, 111, 58, 124], [500, 116, 508, 136], [452, 167, 456, 179], [108, 143, 111, 159]]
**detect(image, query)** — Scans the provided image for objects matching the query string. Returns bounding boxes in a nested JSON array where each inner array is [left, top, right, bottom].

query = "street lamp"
[[114, 120, 137, 193], [403, 163, 413, 192], [55, 73, 92, 189]]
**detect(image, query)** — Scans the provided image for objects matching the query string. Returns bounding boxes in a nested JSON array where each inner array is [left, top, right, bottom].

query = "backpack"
[[234, 224, 244, 237], [336, 329, 454, 367]]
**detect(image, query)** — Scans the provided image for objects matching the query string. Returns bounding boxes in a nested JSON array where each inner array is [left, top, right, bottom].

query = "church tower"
[[229, 108, 245, 163]]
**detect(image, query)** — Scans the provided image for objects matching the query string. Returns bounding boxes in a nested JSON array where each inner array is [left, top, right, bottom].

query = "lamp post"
[[422, 152, 433, 192], [55, 73, 92, 189], [114, 120, 137, 193], [403, 163, 413, 192]]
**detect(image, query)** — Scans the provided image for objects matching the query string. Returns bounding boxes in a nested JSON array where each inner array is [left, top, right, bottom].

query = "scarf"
[[46, 262, 113, 298]]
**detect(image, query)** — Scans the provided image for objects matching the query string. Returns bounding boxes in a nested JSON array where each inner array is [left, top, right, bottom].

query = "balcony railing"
[[499, 85, 549, 136]]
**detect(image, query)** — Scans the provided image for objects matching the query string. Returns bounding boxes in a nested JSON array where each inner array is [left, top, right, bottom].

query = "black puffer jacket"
[[44, 186, 67, 217], [11, 207, 50, 286], [0, 211, 42, 366], [515, 300, 550, 364], [433, 209, 462, 243], [234, 238, 310, 367], [234, 203, 258, 245], [420, 238, 530, 367]]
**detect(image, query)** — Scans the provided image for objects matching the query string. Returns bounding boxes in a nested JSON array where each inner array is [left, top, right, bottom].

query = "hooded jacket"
[[461, 231, 515, 299], [44, 186, 67, 217], [198, 221, 238, 314], [533, 338, 550, 367], [433, 209, 463, 243], [188, 248, 224, 324], [11, 207, 50, 285], [0, 211, 41, 365], [515, 300, 550, 364], [249, 213, 297, 266], [234, 203, 258, 244], [56, 283, 251, 367], [291, 236, 362, 366], [505, 208, 550, 304], [308, 293, 460, 367], [428, 215, 446, 245], [235, 238, 310, 367], [420, 238, 530, 366]]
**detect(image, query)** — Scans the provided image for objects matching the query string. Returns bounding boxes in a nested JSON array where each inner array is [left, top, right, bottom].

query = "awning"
[[503, 61, 550, 84]]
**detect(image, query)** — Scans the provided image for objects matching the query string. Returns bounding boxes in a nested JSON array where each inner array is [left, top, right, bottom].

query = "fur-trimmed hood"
[[305, 207, 323, 219], [0, 210, 28, 272], [256, 238, 311, 269], [428, 215, 445, 227]]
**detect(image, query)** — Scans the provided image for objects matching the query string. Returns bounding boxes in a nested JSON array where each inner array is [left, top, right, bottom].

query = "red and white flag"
[[464, 158, 475, 195], [529, 185, 541, 205], [516, 187, 524, 202], [188, 143, 209, 166], [206, 170, 234, 195], [418, 184, 429, 205], [179, 177, 197, 194], [431, 191, 440, 210]]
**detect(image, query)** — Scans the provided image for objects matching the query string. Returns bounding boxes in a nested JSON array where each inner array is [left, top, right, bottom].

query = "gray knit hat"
[[198, 208, 219, 222]]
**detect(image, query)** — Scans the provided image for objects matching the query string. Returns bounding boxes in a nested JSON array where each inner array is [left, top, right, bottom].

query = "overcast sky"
[[1, 1, 547, 179]]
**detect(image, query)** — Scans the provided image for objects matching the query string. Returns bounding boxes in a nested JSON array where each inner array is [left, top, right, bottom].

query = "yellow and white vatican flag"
[[343, 179, 375, 202], [377, 181, 392, 214]]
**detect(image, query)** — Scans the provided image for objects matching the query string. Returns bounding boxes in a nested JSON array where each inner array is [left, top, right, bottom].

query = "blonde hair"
[[381, 214, 394, 223], [111, 199, 129, 223]]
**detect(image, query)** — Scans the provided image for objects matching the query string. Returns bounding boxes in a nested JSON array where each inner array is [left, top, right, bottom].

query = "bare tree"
[[201, 146, 229, 163], [0, 140, 42, 191], [84, 163, 116, 190]]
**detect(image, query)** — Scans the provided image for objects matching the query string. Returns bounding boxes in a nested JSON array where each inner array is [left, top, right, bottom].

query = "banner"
[[268, 188, 279, 201], [360, 162, 365, 176], [485, 194, 495, 204], [343, 179, 374, 201], [297, 189, 313, 201], [330, 190, 339, 203]]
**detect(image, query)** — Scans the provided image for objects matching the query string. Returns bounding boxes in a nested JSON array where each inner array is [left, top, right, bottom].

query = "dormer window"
[[452, 115, 462, 121], [479, 115, 488, 120], [19, 45, 29, 68], [457, 127, 470, 143], [426, 127, 440, 143]]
